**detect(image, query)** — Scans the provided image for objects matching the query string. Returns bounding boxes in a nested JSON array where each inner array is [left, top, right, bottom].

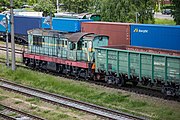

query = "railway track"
[[0, 104, 45, 120], [0, 78, 146, 120], [48, 71, 180, 102], [0, 45, 23, 54]]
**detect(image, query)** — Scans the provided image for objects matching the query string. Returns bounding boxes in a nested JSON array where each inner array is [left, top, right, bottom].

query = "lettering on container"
[[154, 62, 165, 66], [134, 28, 148, 33]]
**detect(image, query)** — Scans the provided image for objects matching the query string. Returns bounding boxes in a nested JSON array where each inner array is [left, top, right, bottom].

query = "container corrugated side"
[[0, 14, 10, 33], [14, 16, 42, 35], [81, 22, 131, 46], [44, 18, 92, 32], [130, 24, 180, 51]]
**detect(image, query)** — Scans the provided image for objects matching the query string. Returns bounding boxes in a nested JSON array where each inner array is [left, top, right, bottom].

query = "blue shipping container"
[[0, 14, 10, 33], [130, 24, 180, 51], [14, 16, 42, 35], [42, 17, 92, 32]]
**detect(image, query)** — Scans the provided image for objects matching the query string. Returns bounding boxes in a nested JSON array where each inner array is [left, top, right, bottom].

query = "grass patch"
[[0, 95, 8, 101], [0, 105, 4, 111], [155, 18, 176, 25], [0, 64, 180, 119], [0, 41, 24, 49], [43, 110, 51, 114], [30, 105, 38, 110], [56, 114, 69, 119], [14, 101, 22, 104], [0, 54, 22, 63], [32, 109, 71, 120], [8, 112, 18, 117], [26, 97, 40, 104]]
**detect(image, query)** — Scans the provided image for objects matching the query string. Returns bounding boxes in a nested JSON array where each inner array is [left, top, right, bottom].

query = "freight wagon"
[[130, 24, 180, 51], [95, 46, 180, 96]]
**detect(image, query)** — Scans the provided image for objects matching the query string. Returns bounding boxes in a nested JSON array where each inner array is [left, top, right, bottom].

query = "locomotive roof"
[[27, 29, 68, 36], [68, 32, 94, 42], [68, 32, 108, 42]]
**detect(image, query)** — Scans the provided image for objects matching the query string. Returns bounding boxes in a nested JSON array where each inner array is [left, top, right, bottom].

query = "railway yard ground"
[[0, 43, 180, 120], [0, 63, 180, 120], [0, 88, 100, 120]]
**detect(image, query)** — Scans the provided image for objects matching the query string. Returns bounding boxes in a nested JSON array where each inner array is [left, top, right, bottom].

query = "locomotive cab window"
[[77, 41, 82, 50], [69, 42, 75, 50], [33, 35, 44, 47], [99, 37, 102, 41], [84, 42, 87, 48], [62, 40, 64, 47]]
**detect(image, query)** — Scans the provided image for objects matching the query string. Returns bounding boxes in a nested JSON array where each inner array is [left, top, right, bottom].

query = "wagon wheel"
[[161, 86, 168, 98], [117, 78, 125, 87], [132, 81, 138, 87]]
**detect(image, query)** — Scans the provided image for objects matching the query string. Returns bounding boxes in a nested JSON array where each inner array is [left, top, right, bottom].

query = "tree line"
[[0, 0, 179, 24]]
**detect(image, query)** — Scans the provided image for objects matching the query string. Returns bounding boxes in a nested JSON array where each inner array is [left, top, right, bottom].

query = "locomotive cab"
[[67, 32, 109, 62]]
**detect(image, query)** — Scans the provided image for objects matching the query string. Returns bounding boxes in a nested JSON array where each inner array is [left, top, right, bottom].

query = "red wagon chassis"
[[23, 52, 89, 69]]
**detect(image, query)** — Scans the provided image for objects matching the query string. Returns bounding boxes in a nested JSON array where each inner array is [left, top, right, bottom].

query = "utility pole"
[[50, 13, 52, 30], [136, 12, 139, 23], [10, 0, 16, 70], [5, 14, 9, 67], [57, 0, 59, 13]]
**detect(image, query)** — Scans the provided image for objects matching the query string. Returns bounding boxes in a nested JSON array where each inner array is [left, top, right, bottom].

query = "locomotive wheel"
[[93, 75, 96, 81], [24, 58, 29, 66], [96, 74, 101, 81], [75, 74, 79, 79]]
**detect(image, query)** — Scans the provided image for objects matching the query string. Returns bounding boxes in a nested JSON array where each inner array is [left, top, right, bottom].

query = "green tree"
[[171, 0, 180, 25], [88, 0, 101, 13], [133, 0, 155, 23], [33, 0, 55, 16], [0, 0, 25, 11], [27, 0, 37, 5], [0, 0, 9, 12], [61, 0, 91, 13], [100, 0, 136, 22]]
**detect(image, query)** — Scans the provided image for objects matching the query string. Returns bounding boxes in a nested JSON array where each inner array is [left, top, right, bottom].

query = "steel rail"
[[0, 104, 45, 120], [0, 46, 23, 54], [0, 45, 23, 51], [0, 112, 15, 120], [0, 78, 147, 120]]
